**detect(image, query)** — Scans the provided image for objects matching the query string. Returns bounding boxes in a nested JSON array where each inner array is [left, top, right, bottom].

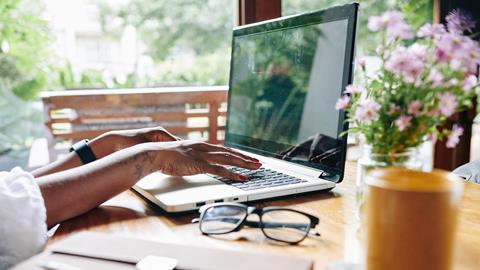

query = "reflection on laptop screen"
[[225, 8, 354, 178]]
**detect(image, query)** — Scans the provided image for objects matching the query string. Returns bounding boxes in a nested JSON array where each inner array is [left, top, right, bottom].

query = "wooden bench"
[[41, 86, 228, 160]]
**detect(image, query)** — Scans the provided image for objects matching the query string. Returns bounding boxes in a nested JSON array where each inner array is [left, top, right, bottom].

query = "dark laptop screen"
[[225, 4, 357, 182]]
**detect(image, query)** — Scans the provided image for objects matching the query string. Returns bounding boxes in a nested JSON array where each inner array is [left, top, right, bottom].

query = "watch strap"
[[69, 139, 97, 164]]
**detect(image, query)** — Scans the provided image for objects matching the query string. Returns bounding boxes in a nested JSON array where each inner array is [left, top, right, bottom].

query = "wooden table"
[[46, 161, 480, 269]]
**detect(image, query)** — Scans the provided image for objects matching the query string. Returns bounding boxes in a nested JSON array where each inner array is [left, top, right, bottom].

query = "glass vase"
[[356, 145, 423, 219]]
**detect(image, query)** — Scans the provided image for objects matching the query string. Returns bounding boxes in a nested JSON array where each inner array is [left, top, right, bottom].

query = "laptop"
[[133, 3, 358, 212]]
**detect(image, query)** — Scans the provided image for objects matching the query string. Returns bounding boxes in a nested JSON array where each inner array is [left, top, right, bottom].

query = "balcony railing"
[[41, 86, 228, 157]]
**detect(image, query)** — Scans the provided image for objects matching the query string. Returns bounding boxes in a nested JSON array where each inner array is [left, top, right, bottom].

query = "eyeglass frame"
[[193, 202, 320, 244]]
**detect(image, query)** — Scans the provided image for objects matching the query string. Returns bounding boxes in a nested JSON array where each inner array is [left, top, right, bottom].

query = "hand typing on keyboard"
[[211, 166, 308, 191]]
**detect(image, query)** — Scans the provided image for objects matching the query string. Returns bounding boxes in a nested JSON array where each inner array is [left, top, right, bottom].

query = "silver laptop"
[[133, 3, 358, 212]]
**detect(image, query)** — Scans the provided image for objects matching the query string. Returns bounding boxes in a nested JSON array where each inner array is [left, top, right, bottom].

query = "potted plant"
[[335, 10, 479, 204]]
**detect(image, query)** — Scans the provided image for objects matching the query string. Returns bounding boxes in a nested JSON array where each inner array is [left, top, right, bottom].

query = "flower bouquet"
[[336, 9, 480, 166]]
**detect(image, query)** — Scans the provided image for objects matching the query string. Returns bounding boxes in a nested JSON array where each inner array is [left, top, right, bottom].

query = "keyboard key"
[[217, 166, 310, 191]]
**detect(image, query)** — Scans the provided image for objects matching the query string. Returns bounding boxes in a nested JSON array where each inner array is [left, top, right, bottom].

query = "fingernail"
[[239, 174, 248, 180], [252, 158, 260, 162], [254, 162, 262, 167]]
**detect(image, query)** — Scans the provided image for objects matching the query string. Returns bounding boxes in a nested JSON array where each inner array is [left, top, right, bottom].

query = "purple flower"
[[446, 9, 476, 34], [387, 20, 413, 40], [357, 57, 366, 71], [395, 115, 412, 131], [385, 46, 409, 74], [446, 124, 464, 148], [385, 46, 424, 83], [403, 60, 424, 84], [367, 16, 384, 31], [368, 11, 413, 39], [426, 68, 444, 87], [446, 78, 459, 87], [407, 100, 422, 116], [437, 92, 457, 117], [335, 95, 350, 110], [462, 75, 478, 92], [417, 23, 446, 38], [434, 33, 473, 66], [344, 84, 365, 94], [408, 44, 428, 60], [355, 99, 380, 124]]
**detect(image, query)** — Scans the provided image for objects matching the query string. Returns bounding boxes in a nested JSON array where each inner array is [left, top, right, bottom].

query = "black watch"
[[69, 139, 97, 164]]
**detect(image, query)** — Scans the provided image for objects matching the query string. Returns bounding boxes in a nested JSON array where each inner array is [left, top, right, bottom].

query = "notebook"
[[13, 232, 313, 270]]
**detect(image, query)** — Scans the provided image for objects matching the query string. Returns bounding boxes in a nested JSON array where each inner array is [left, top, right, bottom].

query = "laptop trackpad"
[[135, 172, 243, 204]]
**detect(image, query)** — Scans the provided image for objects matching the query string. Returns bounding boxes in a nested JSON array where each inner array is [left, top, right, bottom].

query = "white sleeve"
[[0, 167, 47, 269]]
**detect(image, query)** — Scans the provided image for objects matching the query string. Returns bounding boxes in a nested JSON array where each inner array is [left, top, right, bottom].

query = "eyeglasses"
[[192, 202, 321, 244]]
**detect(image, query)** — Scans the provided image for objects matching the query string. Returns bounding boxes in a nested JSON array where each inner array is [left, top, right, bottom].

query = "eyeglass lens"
[[261, 209, 311, 243], [200, 205, 247, 234], [200, 205, 313, 243]]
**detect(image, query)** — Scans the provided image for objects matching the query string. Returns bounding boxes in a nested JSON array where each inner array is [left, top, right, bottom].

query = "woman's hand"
[[142, 140, 262, 180], [92, 126, 180, 158], [37, 140, 261, 226]]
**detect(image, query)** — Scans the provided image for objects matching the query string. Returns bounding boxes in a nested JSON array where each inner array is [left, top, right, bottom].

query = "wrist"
[[131, 143, 160, 178], [88, 132, 119, 159]]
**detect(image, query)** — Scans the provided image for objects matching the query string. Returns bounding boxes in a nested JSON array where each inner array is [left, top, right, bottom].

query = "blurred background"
[[0, 0, 435, 169]]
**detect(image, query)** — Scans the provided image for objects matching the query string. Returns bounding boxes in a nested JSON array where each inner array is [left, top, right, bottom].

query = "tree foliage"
[[283, 0, 433, 54], [0, 0, 52, 100]]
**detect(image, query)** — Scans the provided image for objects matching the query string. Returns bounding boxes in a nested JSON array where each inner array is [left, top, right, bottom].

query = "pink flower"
[[403, 60, 424, 84], [437, 93, 457, 117], [435, 47, 450, 63], [426, 68, 444, 87], [335, 95, 350, 110], [395, 115, 412, 131], [445, 78, 459, 87], [344, 84, 364, 94], [387, 21, 413, 40], [462, 75, 478, 91], [385, 46, 424, 83], [446, 9, 475, 34], [357, 57, 366, 71], [417, 23, 446, 38], [407, 100, 422, 116], [355, 99, 380, 124], [446, 124, 464, 148], [408, 44, 428, 60], [385, 46, 409, 74], [368, 11, 413, 39], [367, 16, 384, 31]]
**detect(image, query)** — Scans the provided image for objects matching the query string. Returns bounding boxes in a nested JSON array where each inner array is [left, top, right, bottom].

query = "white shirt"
[[0, 167, 47, 269]]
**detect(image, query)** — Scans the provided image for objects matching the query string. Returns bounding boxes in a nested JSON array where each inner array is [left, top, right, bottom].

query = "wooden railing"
[[41, 86, 228, 158]]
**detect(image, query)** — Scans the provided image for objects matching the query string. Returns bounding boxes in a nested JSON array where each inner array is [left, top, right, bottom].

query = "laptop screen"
[[225, 4, 357, 182]]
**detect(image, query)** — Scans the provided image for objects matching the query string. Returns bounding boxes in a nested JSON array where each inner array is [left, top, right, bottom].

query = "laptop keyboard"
[[211, 166, 308, 191]]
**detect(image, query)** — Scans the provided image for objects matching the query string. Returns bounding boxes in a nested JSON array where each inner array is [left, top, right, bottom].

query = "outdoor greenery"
[[0, 0, 52, 100], [283, 0, 433, 54], [99, 0, 234, 87], [0, 0, 434, 163]]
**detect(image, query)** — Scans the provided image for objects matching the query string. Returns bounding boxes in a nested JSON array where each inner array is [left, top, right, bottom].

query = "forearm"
[[31, 133, 118, 178], [37, 144, 154, 227]]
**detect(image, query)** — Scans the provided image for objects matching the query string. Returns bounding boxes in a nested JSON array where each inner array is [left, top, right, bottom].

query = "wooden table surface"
[[49, 161, 480, 269]]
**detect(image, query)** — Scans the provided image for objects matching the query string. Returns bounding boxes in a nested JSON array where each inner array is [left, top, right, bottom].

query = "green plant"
[[337, 10, 479, 160], [0, 0, 52, 100]]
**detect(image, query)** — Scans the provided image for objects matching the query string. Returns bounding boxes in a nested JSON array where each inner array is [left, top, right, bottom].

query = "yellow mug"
[[364, 168, 464, 270]]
